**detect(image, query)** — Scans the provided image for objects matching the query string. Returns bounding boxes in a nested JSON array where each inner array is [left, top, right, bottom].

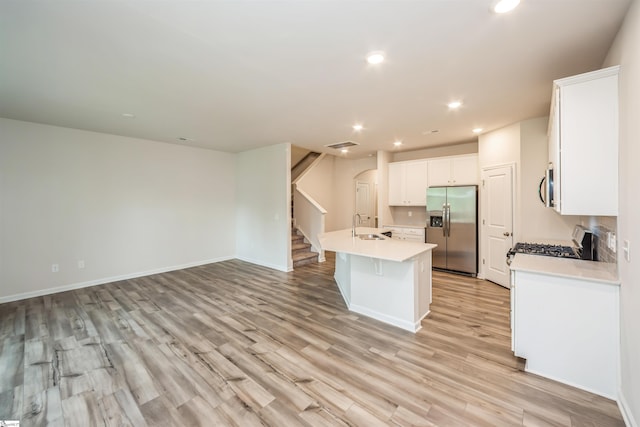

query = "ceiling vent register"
[[325, 141, 359, 150]]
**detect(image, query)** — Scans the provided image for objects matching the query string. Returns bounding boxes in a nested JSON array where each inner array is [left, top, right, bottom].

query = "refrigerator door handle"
[[442, 204, 447, 237], [446, 204, 451, 237]]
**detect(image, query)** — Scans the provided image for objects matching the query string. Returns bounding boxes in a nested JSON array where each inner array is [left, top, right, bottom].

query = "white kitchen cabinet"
[[427, 154, 478, 187], [388, 160, 428, 206], [548, 66, 619, 216], [383, 225, 425, 242], [511, 261, 619, 399]]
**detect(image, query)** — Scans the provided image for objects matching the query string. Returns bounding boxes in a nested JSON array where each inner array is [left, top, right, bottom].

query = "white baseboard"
[[523, 365, 616, 401], [235, 256, 291, 272], [349, 303, 421, 333], [619, 390, 638, 427], [0, 256, 233, 304]]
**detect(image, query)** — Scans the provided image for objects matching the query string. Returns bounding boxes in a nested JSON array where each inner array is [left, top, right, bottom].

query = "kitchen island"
[[318, 227, 437, 332]]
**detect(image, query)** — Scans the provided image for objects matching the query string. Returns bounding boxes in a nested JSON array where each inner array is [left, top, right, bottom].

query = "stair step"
[[292, 242, 312, 255], [290, 225, 319, 267], [293, 250, 318, 267]]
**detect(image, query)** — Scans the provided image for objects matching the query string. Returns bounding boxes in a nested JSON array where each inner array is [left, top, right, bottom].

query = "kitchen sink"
[[358, 234, 385, 240]]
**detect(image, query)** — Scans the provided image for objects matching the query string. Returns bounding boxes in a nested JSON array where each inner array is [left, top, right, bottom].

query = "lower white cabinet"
[[511, 268, 619, 399], [383, 226, 425, 242]]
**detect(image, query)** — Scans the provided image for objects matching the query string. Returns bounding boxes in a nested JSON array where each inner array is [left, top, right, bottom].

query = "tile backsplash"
[[388, 206, 428, 227], [589, 216, 617, 263]]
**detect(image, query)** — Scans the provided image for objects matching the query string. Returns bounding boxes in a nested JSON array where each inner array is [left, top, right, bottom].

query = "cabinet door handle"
[[503, 232, 511, 237]]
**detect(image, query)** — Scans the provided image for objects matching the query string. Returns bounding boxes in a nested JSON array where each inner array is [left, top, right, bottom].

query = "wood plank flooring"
[[0, 253, 624, 426]]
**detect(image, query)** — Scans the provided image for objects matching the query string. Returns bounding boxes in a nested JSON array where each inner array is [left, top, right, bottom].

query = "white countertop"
[[510, 253, 619, 285], [318, 227, 436, 262]]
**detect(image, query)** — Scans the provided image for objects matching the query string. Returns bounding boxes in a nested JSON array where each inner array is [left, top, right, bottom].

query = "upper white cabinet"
[[427, 154, 478, 187], [388, 160, 428, 206], [549, 66, 619, 216]]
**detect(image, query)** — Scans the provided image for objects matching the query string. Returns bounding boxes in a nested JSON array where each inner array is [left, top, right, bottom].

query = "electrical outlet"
[[610, 232, 617, 253], [78, 260, 85, 269], [51, 264, 59, 273], [408, 211, 413, 217]]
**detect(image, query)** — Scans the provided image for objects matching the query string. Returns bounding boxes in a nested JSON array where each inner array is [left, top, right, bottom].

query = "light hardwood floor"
[[0, 253, 624, 426]]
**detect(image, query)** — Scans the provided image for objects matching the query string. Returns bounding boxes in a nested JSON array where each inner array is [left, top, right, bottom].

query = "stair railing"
[[293, 185, 327, 262]]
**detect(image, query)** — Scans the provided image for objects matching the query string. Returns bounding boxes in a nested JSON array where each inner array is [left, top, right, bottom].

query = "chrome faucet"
[[352, 213, 362, 237]]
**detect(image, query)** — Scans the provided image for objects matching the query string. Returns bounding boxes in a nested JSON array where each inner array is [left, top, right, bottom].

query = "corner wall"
[[603, 1, 640, 424], [0, 118, 237, 302], [235, 143, 291, 271]]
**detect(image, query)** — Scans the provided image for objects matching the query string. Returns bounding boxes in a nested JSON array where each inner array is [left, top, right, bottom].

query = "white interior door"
[[482, 165, 514, 288], [356, 181, 372, 227]]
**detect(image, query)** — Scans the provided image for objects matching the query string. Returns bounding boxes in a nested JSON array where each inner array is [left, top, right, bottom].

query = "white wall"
[[519, 118, 579, 241], [478, 121, 521, 269], [332, 156, 377, 230], [377, 150, 394, 227], [296, 154, 376, 232], [479, 119, 578, 244], [0, 118, 236, 302], [392, 141, 478, 162], [235, 143, 291, 272], [296, 155, 335, 229], [604, 1, 640, 424]]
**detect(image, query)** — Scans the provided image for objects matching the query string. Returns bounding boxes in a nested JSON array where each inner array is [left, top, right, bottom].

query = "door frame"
[[354, 169, 378, 228], [479, 162, 516, 281], [355, 180, 372, 227]]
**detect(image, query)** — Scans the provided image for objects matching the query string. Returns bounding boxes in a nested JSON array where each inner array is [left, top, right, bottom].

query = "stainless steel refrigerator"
[[426, 185, 478, 276]]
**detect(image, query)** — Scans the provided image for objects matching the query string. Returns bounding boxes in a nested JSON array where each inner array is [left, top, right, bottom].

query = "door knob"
[[503, 232, 511, 237]]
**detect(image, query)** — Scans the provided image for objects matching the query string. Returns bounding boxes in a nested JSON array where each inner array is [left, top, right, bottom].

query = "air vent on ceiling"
[[325, 141, 359, 150]]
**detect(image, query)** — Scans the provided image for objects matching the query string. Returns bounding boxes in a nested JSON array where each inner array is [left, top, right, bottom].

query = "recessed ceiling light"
[[493, 0, 521, 14], [121, 113, 135, 118], [393, 141, 402, 147], [366, 52, 385, 65], [353, 124, 363, 131], [341, 148, 349, 153], [448, 101, 463, 109], [473, 128, 483, 134]]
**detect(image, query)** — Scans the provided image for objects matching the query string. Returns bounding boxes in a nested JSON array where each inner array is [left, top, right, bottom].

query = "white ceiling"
[[0, 0, 631, 158]]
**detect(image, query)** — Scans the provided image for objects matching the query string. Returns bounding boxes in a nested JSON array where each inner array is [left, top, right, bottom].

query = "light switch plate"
[[623, 240, 630, 262]]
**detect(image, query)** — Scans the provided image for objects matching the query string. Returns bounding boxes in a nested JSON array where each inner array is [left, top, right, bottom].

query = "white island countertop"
[[318, 227, 437, 262], [510, 253, 619, 285]]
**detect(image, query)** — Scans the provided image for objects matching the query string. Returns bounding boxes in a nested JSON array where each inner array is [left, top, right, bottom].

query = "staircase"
[[291, 226, 319, 268], [290, 149, 323, 268]]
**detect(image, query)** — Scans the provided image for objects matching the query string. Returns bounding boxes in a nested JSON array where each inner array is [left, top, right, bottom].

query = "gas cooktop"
[[508, 242, 580, 259]]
